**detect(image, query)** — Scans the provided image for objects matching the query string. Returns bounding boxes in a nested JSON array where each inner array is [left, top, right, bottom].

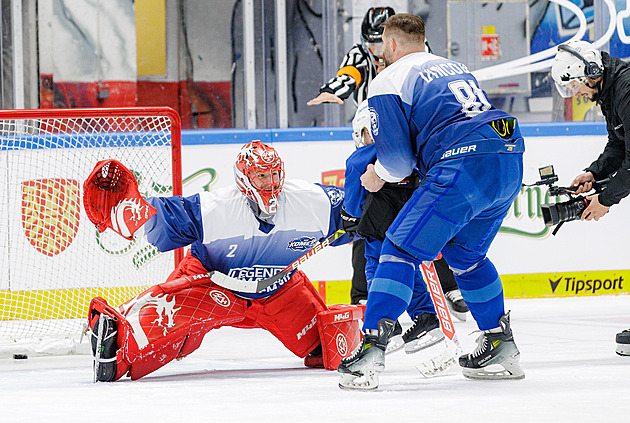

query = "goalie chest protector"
[[317, 304, 365, 370]]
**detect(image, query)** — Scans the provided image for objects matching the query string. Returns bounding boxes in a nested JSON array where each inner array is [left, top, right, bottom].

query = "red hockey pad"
[[251, 270, 327, 358], [83, 159, 156, 240], [317, 304, 365, 370], [115, 282, 248, 379]]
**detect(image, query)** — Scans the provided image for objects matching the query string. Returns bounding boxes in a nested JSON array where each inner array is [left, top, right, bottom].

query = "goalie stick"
[[207, 229, 346, 293], [416, 260, 463, 377]]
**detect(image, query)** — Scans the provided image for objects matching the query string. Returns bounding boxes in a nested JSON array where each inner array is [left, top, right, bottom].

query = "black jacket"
[[585, 52, 630, 206]]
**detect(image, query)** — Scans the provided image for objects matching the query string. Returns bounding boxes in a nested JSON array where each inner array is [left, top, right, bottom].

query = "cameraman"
[[551, 40, 630, 221], [551, 40, 630, 356]]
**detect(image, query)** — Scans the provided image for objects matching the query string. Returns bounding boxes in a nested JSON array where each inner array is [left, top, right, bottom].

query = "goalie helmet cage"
[[0, 107, 183, 356]]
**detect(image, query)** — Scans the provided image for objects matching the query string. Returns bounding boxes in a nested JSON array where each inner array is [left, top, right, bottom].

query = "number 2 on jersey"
[[448, 79, 491, 117], [226, 244, 238, 257]]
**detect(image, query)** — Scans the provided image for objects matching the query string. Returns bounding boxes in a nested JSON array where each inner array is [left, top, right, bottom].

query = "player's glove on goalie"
[[340, 208, 360, 238], [83, 159, 156, 240]]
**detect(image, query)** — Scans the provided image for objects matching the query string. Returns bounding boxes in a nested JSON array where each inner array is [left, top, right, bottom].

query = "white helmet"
[[352, 100, 372, 148], [551, 40, 602, 98]]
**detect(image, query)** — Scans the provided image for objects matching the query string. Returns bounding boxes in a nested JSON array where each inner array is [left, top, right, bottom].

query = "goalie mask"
[[551, 40, 602, 98], [235, 140, 285, 220]]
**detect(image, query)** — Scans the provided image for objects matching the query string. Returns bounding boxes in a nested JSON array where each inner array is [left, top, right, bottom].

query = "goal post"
[[0, 106, 183, 356]]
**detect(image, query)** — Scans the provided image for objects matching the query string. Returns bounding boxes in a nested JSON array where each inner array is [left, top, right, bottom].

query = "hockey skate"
[[338, 318, 396, 390], [444, 289, 468, 322], [385, 320, 404, 355], [616, 329, 630, 356], [89, 313, 118, 382], [403, 313, 445, 354], [459, 312, 525, 380]]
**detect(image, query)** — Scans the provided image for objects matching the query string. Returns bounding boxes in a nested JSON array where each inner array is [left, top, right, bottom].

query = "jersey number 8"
[[448, 79, 491, 118]]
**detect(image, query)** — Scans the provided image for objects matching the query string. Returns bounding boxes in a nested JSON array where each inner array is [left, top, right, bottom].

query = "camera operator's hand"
[[571, 171, 595, 194], [581, 194, 610, 221]]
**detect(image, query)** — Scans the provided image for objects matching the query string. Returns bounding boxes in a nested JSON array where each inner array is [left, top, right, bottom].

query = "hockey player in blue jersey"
[[83, 141, 363, 382], [342, 100, 444, 355], [338, 14, 525, 389]]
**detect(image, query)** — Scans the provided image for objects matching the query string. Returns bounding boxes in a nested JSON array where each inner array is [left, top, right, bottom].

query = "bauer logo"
[[287, 236, 317, 251], [21, 178, 81, 257], [336, 333, 348, 356], [209, 290, 231, 307]]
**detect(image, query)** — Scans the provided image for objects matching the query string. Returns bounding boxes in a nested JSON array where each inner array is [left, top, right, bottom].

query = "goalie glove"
[[340, 208, 360, 238], [83, 159, 156, 240]]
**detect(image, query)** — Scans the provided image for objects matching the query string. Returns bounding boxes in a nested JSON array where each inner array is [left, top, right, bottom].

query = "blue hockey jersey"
[[343, 144, 376, 219], [142, 181, 346, 299], [368, 52, 522, 181]]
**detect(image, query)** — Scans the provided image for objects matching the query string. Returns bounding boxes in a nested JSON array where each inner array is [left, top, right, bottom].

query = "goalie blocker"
[[88, 254, 364, 381]]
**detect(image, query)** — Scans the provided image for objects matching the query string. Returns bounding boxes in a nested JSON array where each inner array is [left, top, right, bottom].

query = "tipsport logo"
[[549, 276, 624, 295]]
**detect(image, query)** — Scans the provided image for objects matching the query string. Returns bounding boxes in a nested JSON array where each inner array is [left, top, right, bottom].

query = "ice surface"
[[1, 295, 629, 422]]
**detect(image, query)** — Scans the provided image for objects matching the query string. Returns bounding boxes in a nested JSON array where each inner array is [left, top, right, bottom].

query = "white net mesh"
[[0, 108, 181, 354]]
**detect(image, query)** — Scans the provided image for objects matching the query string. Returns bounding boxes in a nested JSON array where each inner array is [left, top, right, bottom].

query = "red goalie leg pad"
[[317, 304, 365, 370], [113, 277, 248, 380], [250, 270, 328, 359]]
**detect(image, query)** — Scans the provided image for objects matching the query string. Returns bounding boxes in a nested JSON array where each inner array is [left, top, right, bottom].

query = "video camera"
[[526, 165, 608, 234]]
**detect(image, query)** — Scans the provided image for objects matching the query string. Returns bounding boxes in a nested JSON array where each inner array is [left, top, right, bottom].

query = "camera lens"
[[542, 197, 589, 226]]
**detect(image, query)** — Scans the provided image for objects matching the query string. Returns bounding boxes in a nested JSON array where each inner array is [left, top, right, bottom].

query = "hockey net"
[[0, 107, 182, 357]]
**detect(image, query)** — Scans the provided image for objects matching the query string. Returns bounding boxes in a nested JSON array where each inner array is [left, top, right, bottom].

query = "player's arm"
[[314, 184, 352, 246], [142, 195, 205, 252], [83, 159, 205, 250], [370, 96, 415, 183], [307, 44, 369, 105], [587, 87, 630, 207]]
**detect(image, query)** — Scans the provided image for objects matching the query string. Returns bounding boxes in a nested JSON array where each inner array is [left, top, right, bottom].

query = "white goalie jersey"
[[143, 180, 347, 299]]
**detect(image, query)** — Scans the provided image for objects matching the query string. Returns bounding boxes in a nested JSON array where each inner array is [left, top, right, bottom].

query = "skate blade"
[[446, 303, 468, 322], [404, 328, 445, 354], [338, 371, 379, 390], [451, 310, 467, 322], [462, 356, 525, 380], [416, 340, 462, 378], [616, 343, 630, 356], [385, 335, 404, 355]]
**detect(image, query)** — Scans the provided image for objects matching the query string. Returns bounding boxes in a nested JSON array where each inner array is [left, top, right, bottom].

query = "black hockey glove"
[[340, 208, 360, 237]]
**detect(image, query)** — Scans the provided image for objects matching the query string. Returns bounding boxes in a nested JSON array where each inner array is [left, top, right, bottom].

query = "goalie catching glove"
[[83, 159, 156, 240]]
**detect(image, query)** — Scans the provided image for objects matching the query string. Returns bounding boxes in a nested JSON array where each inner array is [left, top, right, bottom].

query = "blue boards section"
[[1, 122, 607, 150], [180, 122, 608, 146], [1, 131, 170, 150]]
